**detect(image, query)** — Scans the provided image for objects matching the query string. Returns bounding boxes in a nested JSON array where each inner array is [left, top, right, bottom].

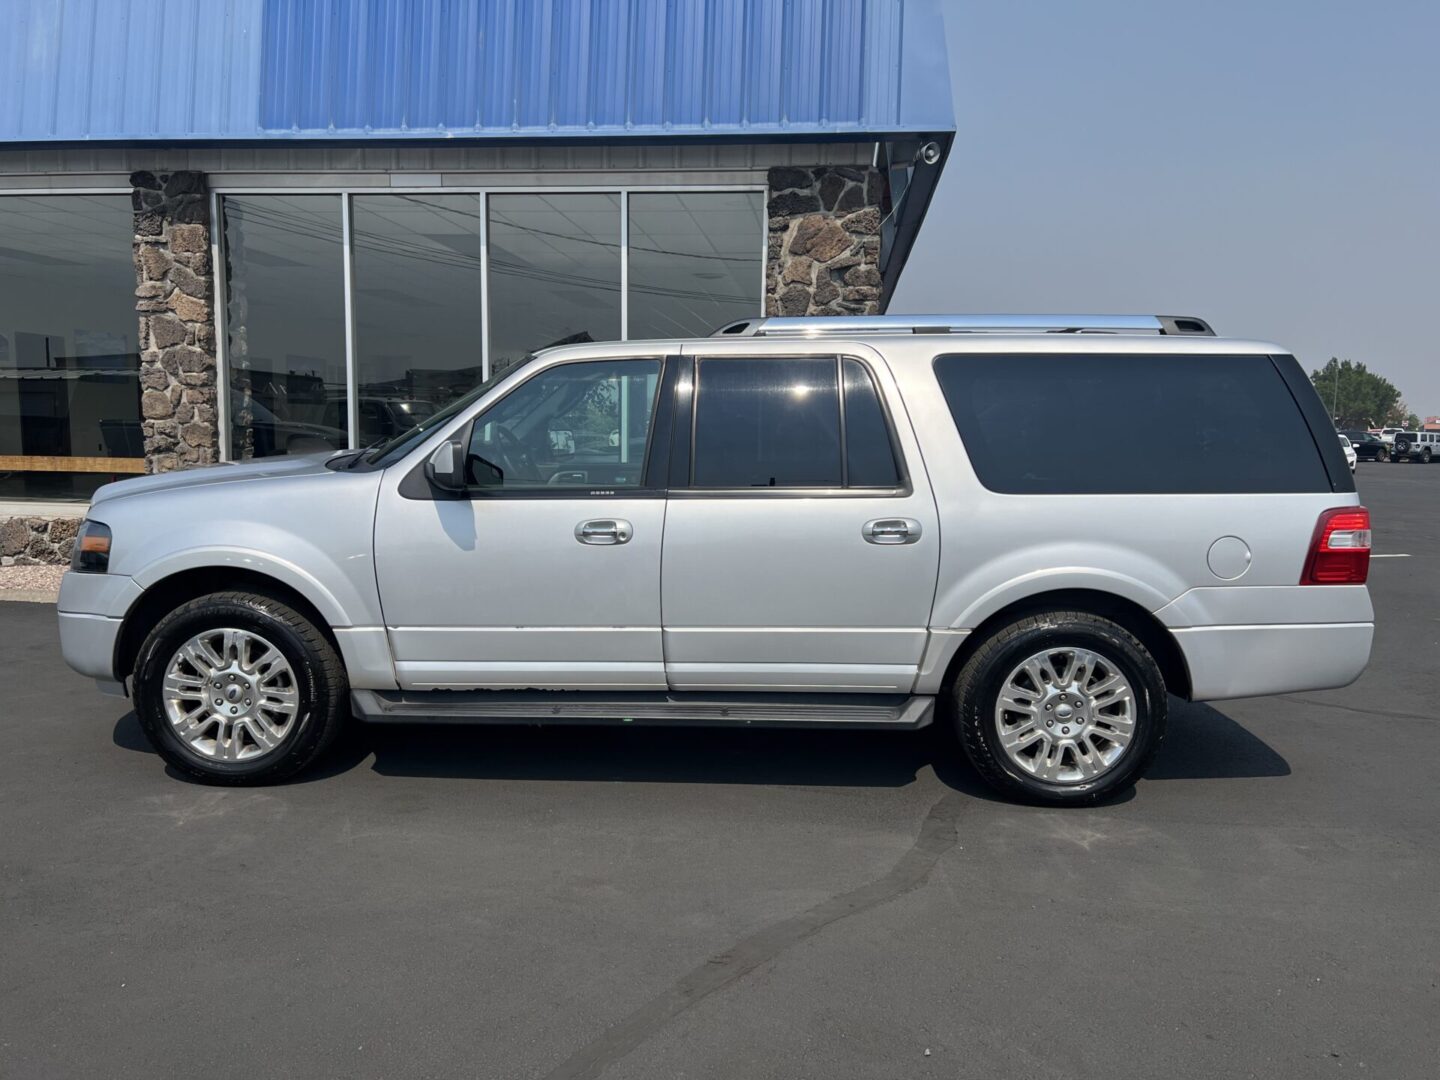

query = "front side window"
[[466, 359, 660, 491]]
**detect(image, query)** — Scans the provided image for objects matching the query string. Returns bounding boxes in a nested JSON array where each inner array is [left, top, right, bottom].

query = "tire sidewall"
[[961, 619, 1166, 803], [134, 595, 332, 782]]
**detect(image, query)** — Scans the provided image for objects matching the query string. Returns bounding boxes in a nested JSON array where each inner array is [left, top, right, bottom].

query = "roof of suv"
[[532, 318, 1291, 367]]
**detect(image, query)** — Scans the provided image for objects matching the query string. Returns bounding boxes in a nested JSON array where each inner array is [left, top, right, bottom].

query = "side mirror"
[[424, 439, 466, 492]]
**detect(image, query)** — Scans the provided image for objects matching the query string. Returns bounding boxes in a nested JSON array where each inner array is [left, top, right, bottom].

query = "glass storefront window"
[[221, 195, 348, 459], [627, 192, 764, 340], [0, 195, 140, 500], [351, 194, 484, 449], [487, 194, 621, 378]]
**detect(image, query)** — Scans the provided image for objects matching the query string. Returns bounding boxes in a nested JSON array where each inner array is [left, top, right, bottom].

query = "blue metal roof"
[[0, 0, 954, 143]]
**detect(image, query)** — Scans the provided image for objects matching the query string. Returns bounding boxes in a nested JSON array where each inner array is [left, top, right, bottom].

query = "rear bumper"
[[1172, 622, 1373, 701]]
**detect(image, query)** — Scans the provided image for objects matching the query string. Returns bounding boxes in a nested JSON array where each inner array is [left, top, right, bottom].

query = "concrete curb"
[[0, 591, 59, 604]]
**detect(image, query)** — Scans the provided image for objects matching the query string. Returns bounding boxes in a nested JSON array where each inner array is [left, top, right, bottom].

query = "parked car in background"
[[1391, 430, 1436, 463], [1341, 430, 1389, 462], [1375, 427, 1402, 450], [57, 314, 1373, 806], [1338, 434, 1357, 472]]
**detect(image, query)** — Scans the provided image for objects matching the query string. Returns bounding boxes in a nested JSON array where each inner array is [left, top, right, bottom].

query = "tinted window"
[[934, 353, 1331, 494], [843, 358, 901, 487], [692, 357, 841, 487], [467, 359, 660, 490]]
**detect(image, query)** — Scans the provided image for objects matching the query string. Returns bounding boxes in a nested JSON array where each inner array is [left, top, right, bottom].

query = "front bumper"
[[57, 571, 143, 681]]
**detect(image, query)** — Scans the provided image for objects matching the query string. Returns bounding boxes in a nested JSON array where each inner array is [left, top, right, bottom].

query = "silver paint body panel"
[[56, 331, 1373, 708]]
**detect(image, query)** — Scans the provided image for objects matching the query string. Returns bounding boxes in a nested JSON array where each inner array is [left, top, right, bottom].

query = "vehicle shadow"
[[112, 696, 1290, 794]]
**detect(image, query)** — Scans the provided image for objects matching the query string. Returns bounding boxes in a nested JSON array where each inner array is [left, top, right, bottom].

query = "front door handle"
[[862, 518, 922, 545], [575, 519, 633, 545]]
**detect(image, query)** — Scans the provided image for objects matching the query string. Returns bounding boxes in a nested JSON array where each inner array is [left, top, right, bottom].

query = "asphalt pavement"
[[1, 461, 1436, 1079]]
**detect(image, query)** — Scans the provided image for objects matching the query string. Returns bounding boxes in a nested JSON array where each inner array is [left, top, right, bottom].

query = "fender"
[[130, 546, 359, 629], [937, 562, 1180, 631]]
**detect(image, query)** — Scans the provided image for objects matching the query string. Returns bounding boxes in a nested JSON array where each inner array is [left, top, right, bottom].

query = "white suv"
[[57, 315, 1373, 805]]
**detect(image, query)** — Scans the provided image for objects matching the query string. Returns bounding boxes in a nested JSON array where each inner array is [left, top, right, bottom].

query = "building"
[[0, 0, 954, 562]]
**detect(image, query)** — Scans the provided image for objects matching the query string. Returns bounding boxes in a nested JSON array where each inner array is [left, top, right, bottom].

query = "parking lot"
[[1, 461, 1436, 1079]]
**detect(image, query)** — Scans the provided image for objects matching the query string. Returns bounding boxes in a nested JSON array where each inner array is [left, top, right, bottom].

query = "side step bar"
[[352, 689, 935, 730]]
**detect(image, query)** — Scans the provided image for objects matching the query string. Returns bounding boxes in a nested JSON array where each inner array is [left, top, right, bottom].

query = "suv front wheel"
[[951, 611, 1168, 805], [132, 590, 349, 785]]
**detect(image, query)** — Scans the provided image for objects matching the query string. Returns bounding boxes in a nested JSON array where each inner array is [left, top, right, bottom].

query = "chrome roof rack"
[[711, 314, 1215, 337]]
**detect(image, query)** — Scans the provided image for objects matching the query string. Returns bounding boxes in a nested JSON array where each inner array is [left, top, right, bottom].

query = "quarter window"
[[466, 359, 660, 491], [933, 352, 1332, 495], [843, 358, 902, 487]]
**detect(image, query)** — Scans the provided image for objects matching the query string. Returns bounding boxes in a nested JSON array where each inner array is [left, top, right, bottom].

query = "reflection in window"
[[0, 195, 140, 500], [692, 357, 842, 488], [628, 192, 764, 339], [352, 195, 483, 448], [467, 359, 660, 490], [487, 194, 621, 378], [222, 196, 347, 458]]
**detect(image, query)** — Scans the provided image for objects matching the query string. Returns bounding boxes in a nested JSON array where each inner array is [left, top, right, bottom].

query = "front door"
[[374, 355, 668, 690], [660, 346, 940, 692]]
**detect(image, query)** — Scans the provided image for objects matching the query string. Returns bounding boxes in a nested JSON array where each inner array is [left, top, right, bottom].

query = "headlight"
[[70, 520, 112, 573]]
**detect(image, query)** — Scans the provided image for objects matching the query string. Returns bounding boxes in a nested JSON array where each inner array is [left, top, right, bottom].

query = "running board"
[[351, 689, 935, 730]]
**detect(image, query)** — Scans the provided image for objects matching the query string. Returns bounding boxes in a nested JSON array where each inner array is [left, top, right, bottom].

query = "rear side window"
[[933, 353, 1331, 494], [692, 357, 842, 487]]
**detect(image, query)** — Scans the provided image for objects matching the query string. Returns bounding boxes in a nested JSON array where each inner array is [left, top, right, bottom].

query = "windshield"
[[363, 357, 532, 466]]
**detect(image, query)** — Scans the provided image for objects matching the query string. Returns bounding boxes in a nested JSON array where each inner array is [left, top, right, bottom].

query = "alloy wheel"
[[993, 646, 1137, 784], [161, 628, 300, 761]]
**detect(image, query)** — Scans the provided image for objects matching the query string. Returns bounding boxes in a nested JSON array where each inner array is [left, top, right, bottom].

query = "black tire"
[[950, 610, 1168, 806], [1423, 448, 1432, 464], [133, 590, 348, 785], [1379, 450, 1389, 462]]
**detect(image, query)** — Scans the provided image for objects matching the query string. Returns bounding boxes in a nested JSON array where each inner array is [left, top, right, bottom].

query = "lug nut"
[[1062, 726, 1070, 734], [244, 699, 251, 706], [1046, 720, 1053, 727], [229, 706, 238, 714], [1045, 703, 1052, 711]]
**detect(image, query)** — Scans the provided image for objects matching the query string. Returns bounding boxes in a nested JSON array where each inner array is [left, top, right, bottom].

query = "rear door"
[[659, 341, 940, 692]]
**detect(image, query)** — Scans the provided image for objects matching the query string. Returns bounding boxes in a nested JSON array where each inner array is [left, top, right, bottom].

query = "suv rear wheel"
[[951, 611, 1168, 805], [132, 590, 348, 785]]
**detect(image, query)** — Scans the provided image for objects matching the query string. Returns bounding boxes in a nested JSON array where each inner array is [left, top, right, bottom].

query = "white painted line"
[[1372, 553, 1412, 559]]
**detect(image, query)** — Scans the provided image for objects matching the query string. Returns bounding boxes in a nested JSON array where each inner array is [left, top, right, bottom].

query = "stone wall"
[[132, 170, 219, 474], [0, 513, 81, 566], [765, 166, 884, 317]]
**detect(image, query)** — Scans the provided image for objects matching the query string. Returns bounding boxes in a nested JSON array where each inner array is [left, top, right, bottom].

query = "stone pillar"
[[131, 170, 219, 473], [765, 166, 885, 317]]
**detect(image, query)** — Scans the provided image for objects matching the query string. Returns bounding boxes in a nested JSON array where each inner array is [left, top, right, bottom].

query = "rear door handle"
[[575, 519, 633, 545], [862, 518, 921, 545]]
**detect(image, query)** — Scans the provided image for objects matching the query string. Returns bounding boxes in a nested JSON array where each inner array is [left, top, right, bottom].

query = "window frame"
[[668, 353, 911, 499]]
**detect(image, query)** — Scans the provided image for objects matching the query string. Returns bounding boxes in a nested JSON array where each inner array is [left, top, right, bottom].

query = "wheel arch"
[[113, 566, 341, 684], [940, 588, 1193, 702]]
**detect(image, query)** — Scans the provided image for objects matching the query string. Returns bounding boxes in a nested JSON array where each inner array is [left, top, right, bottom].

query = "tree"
[[1309, 358, 1404, 428]]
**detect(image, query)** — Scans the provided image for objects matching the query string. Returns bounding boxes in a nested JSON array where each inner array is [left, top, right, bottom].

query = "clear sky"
[[892, 0, 1439, 417]]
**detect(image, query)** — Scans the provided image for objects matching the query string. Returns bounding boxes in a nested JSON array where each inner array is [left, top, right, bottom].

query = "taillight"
[[1300, 507, 1371, 585]]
